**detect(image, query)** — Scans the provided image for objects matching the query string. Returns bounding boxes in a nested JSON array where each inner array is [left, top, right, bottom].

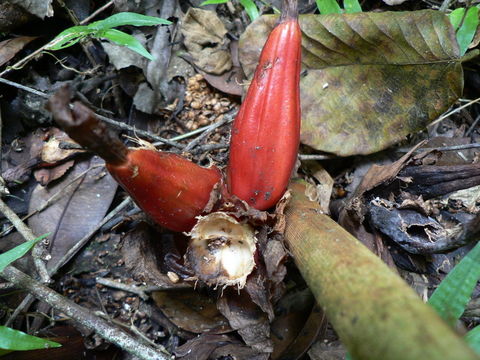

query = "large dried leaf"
[[28, 156, 117, 269], [239, 10, 463, 156]]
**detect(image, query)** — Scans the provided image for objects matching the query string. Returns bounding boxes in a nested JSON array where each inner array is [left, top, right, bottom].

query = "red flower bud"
[[48, 87, 221, 232], [107, 149, 221, 232], [227, 0, 301, 210]]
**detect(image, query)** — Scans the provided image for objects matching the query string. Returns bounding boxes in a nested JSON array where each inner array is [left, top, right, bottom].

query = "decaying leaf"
[[181, 8, 232, 75], [218, 288, 273, 354], [28, 156, 117, 269], [151, 289, 231, 334], [9, 0, 53, 19], [239, 11, 463, 156], [0, 36, 36, 67]]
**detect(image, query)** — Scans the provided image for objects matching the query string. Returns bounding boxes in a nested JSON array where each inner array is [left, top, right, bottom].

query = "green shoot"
[[47, 12, 171, 60]]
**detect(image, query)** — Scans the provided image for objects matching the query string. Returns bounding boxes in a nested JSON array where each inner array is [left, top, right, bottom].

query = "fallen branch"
[[284, 180, 479, 360], [0, 265, 171, 360]]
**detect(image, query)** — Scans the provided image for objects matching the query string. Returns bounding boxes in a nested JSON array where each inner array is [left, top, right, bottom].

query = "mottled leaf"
[[239, 11, 463, 156]]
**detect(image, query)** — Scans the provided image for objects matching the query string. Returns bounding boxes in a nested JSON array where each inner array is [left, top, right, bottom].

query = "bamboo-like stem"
[[284, 180, 479, 360]]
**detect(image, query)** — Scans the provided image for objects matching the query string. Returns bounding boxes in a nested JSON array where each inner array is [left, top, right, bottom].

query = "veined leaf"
[[239, 11, 462, 156], [316, 0, 342, 14], [100, 29, 154, 60], [0, 326, 60, 351], [87, 12, 171, 31], [239, 0, 260, 21], [455, 7, 479, 55], [466, 325, 480, 354], [0, 233, 49, 272], [344, 0, 362, 13], [428, 241, 480, 327]]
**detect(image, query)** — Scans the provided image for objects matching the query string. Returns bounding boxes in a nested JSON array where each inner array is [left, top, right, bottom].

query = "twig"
[[0, 265, 171, 360], [396, 142, 480, 153], [79, 1, 115, 25], [191, 143, 228, 154], [96, 277, 189, 300], [299, 154, 336, 161], [0, 77, 183, 148], [429, 96, 480, 127], [182, 110, 235, 152], [466, 115, 480, 136], [0, 198, 50, 283], [5, 197, 133, 325], [0, 164, 103, 238], [167, 114, 235, 143]]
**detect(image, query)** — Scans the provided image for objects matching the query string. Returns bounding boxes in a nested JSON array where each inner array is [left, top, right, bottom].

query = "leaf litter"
[[1, 0, 480, 359]]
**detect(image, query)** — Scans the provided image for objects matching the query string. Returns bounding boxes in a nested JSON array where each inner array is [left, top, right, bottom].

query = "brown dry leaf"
[[121, 223, 186, 288], [40, 128, 83, 164], [174, 334, 237, 360], [217, 288, 273, 353], [151, 289, 231, 334], [181, 8, 232, 75], [239, 11, 462, 156], [33, 160, 74, 186], [0, 36, 36, 67], [28, 156, 117, 269]]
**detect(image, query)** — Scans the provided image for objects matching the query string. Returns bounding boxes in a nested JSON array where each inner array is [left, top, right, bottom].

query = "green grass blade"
[[239, 0, 260, 21], [0, 234, 49, 272], [428, 241, 480, 327], [316, 0, 342, 14], [47, 26, 91, 50], [455, 7, 480, 55], [344, 0, 362, 13], [100, 29, 154, 60], [0, 326, 60, 351], [88, 12, 171, 31], [200, 0, 229, 5], [466, 325, 480, 354]]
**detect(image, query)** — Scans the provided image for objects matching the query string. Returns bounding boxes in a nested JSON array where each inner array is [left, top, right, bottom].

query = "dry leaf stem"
[[284, 180, 479, 360]]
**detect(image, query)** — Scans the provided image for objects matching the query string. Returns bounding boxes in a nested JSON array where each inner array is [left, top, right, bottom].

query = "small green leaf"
[[0, 326, 61, 351], [87, 12, 171, 31], [466, 325, 480, 354], [456, 7, 480, 56], [343, 0, 362, 13], [239, 0, 260, 21], [100, 29, 154, 60], [316, 0, 342, 14], [47, 26, 91, 50], [0, 234, 49, 272], [449, 8, 466, 31], [200, 0, 229, 5], [428, 241, 480, 327]]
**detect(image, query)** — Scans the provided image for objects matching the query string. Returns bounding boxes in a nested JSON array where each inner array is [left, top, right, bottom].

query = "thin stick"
[[5, 197, 132, 325], [396, 142, 480, 153], [182, 111, 234, 152], [79, 1, 115, 25], [0, 78, 183, 148], [429, 97, 480, 127], [0, 265, 170, 360], [0, 198, 50, 283]]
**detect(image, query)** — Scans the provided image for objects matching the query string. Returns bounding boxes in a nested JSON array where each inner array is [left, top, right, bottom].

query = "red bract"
[[107, 149, 221, 232], [226, 0, 301, 210], [48, 87, 221, 232]]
